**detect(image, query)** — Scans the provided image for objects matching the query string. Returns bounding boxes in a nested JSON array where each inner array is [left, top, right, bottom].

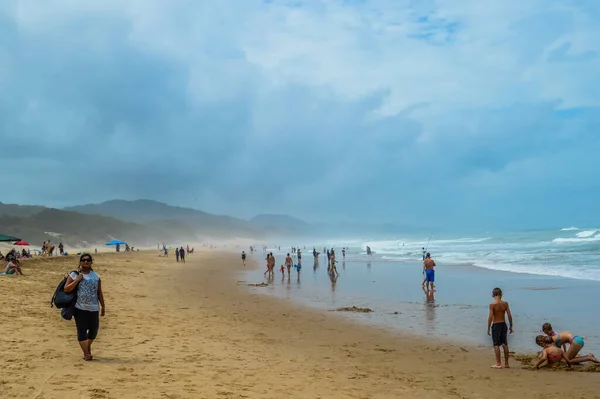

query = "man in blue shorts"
[[423, 252, 436, 291]]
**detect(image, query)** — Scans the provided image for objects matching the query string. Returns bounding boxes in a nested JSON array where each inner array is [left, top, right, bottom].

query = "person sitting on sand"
[[535, 335, 571, 369], [4, 256, 23, 275], [542, 323, 599, 364]]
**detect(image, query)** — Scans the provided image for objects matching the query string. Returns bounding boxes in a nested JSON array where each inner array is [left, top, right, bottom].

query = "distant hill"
[[0, 199, 424, 246], [64, 200, 260, 236], [0, 208, 187, 248], [0, 202, 47, 218], [0, 201, 265, 248]]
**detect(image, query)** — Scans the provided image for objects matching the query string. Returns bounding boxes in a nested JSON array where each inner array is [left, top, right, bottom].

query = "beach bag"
[[61, 300, 77, 321], [50, 270, 79, 309]]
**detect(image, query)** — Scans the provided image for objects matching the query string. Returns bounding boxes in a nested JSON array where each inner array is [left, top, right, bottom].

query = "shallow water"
[[244, 252, 600, 355]]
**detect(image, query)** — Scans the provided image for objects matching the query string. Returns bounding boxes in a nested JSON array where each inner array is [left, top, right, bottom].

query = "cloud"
[[1, 0, 599, 230]]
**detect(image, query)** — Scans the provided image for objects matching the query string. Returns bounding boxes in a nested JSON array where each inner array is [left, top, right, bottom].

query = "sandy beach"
[[1, 250, 599, 399]]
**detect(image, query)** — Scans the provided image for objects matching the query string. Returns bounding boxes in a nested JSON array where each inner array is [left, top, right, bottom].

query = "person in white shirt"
[[64, 253, 105, 361]]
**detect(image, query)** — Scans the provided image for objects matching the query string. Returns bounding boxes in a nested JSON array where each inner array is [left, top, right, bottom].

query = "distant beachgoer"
[[179, 247, 185, 263], [64, 254, 105, 361], [285, 253, 293, 275], [264, 253, 270, 276], [342, 248, 346, 258], [422, 253, 436, 290], [487, 287, 513, 369], [241, 251, 246, 266], [280, 265, 285, 275], [329, 258, 339, 277], [264, 252, 275, 276], [59, 242, 64, 255], [422, 247, 426, 260], [297, 249, 302, 263], [175, 248, 180, 262], [535, 336, 571, 369], [270, 253, 275, 274], [542, 323, 599, 364]]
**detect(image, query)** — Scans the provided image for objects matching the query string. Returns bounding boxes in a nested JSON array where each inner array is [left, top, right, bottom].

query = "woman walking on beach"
[[64, 254, 105, 361]]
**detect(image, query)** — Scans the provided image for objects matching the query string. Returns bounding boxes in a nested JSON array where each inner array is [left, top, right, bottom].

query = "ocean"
[[243, 227, 600, 355], [343, 227, 600, 281]]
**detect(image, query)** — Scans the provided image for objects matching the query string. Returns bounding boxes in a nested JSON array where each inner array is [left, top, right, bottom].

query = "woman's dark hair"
[[542, 322, 553, 333], [492, 287, 502, 297], [79, 253, 93, 262]]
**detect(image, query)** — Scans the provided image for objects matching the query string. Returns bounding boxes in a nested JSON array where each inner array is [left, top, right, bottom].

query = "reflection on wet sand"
[[423, 287, 436, 331], [330, 274, 338, 292]]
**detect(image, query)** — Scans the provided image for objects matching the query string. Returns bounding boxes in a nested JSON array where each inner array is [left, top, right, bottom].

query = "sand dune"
[[0, 251, 598, 399]]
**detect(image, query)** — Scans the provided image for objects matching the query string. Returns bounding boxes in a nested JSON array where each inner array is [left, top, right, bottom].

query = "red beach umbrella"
[[13, 240, 30, 246]]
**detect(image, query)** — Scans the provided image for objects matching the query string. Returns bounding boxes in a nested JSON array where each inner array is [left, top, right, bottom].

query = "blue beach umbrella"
[[106, 239, 126, 246]]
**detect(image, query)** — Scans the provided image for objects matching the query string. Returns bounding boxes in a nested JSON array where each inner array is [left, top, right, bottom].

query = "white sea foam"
[[470, 261, 600, 282], [351, 230, 600, 282], [576, 230, 597, 238], [552, 235, 600, 243]]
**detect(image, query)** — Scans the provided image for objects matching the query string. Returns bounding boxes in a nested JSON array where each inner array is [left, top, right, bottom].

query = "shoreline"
[[1, 250, 598, 399], [242, 252, 600, 355]]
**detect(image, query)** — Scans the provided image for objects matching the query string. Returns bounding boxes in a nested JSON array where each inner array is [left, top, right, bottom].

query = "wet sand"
[[0, 250, 599, 399], [244, 254, 600, 354]]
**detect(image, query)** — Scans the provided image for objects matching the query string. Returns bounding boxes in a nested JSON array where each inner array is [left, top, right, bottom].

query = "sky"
[[1, 0, 599, 231]]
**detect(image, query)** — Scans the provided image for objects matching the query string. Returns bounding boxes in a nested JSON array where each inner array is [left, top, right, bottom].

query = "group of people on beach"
[[262, 250, 304, 277], [487, 287, 598, 369], [161, 245, 194, 260]]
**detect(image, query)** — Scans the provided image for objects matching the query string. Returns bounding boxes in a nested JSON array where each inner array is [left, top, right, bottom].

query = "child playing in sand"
[[487, 287, 513, 369], [535, 335, 571, 369], [541, 323, 599, 365]]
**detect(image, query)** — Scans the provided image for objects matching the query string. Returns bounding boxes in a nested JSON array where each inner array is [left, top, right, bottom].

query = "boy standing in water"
[[487, 287, 513, 369]]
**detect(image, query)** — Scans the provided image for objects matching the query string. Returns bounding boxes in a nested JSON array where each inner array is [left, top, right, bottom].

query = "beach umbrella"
[[106, 239, 126, 246], [0, 234, 21, 242], [13, 240, 30, 246]]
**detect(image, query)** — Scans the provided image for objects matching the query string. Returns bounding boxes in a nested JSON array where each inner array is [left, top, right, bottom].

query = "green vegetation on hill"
[[0, 205, 263, 248]]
